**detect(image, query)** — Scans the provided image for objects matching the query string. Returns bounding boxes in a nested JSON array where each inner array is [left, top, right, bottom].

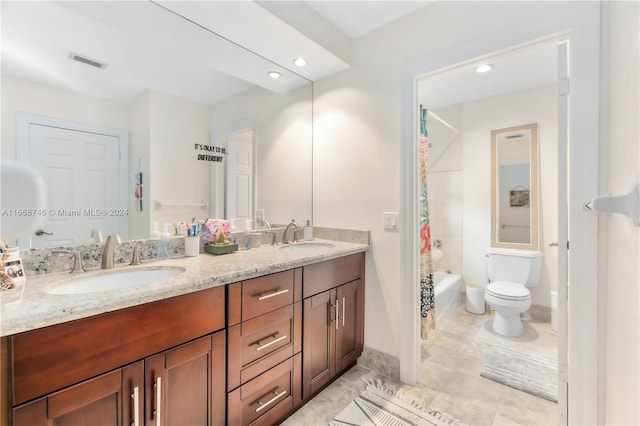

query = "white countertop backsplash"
[[0, 234, 368, 337]]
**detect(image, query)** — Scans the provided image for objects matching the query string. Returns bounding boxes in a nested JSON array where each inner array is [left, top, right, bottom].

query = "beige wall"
[[462, 84, 558, 308], [147, 90, 212, 231], [0, 74, 129, 160], [426, 84, 558, 309]]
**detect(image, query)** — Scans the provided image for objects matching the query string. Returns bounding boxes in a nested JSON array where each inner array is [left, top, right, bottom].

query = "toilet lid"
[[486, 281, 530, 301]]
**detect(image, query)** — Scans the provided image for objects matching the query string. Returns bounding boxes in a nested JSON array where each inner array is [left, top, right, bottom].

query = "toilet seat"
[[486, 281, 530, 301]]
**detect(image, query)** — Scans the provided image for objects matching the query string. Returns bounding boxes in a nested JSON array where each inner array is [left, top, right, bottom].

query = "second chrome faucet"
[[101, 234, 121, 269], [282, 220, 299, 245]]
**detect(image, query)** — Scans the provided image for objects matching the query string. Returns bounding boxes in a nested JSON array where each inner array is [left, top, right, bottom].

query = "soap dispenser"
[[156, 223, 171, 260], [304, 220, 313, 241]]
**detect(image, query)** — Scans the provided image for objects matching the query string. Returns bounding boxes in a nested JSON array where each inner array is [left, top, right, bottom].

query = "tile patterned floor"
[[282, 305, 559, 426]]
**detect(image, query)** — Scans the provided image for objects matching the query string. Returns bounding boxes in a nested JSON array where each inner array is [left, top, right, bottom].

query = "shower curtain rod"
[[427, 110, 460, 135]]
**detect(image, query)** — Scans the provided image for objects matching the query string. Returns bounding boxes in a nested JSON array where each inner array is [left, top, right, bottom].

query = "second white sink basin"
[[47, 266, 186, 295], [279, 241, 335, 253]]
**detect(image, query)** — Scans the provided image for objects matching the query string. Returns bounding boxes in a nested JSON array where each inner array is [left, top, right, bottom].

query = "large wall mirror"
[[1, 1, 313, 248], [491, 123, 538, 250]]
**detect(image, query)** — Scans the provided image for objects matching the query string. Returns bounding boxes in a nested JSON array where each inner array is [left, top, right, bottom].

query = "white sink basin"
[[279, 241, 335, 253], [47, 266, 186, 295]]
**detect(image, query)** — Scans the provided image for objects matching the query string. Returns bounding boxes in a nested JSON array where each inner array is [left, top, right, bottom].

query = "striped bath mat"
[[329, 378, 464, 426], [480, 343, 558, 402]]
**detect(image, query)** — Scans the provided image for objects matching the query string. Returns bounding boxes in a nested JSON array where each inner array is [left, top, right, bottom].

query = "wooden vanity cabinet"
[[301, 253, 365, 400], [2, 251, 367, 426], [7, 286, 226, 426]]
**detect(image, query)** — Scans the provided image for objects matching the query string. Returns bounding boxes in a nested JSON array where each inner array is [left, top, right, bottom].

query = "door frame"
[[399, 2, 600, 424], [15, 112, 129, 245]]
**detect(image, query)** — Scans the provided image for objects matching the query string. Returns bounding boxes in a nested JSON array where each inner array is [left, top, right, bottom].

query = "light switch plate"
[[256, 209, 265, 221], [383, 212, 399, 231]]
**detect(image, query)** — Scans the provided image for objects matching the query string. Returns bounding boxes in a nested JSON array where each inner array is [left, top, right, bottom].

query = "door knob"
[[35, 229, 53, 236]]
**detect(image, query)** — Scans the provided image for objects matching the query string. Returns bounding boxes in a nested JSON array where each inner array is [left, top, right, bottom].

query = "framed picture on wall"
[[510, 187, 530, 207]]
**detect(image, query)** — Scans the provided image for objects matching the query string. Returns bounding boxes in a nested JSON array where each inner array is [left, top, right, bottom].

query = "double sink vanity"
[[0, 238, 367, 426]]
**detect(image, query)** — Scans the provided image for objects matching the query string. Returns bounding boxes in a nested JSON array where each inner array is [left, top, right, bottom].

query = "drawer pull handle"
[[335, 299, 339, 330], [342, 296, 346, 327], [329, 302, 338, 330], [255, 389, 288, 413], [131, 386, 140, 426], [257, 288, 289, 301], [256, 334, 288, 352]]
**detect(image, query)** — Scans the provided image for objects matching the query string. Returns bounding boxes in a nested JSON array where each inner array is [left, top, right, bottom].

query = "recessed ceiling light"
[[475, 64, 493, 73], [268, 71, 281, 79], [293, 57, 307, 67]]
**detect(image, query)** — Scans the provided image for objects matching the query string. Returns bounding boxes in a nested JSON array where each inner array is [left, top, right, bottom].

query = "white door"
[[225, 130, 253, 220], [20, 124, 122, 248], [556, 40, 569, 425]]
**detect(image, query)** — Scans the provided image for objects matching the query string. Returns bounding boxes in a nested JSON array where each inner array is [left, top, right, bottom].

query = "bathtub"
[[434, 272, 463, 328]]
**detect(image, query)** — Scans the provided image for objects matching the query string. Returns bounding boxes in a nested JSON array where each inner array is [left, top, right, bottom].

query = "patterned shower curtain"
[[419, 105, 435, 339]]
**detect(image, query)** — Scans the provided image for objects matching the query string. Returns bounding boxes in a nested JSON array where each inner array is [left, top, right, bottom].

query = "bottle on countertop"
[[243, 220, 253, 250], [304, 219, 313, 241]]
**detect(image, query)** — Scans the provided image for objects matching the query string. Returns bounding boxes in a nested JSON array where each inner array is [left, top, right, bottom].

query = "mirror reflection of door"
[[211, 128, 254, 222], [16, 114, 127, 249], [491, 123, 538, 250]]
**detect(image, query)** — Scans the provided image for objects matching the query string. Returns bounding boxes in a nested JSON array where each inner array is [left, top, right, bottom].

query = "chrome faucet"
[[259, 219, 272, 229], [52, 249, 85, 273], [282, 220, 299, 244], [101, 234, 121, 269]]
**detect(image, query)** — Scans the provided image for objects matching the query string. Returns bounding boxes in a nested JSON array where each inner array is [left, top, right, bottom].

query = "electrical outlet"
[[256, 209, 265, 221]]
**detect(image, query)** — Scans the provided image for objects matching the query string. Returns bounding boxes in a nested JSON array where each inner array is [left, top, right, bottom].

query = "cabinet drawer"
[[241, 270, 295, 321], [303, 253, 364, 297], [227, 353, 301, 426], [242, 305, 293, 366], [228, 303, 301, 391]]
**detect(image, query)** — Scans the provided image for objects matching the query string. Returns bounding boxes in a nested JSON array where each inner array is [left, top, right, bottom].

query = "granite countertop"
[[0, 239, 367, 337]]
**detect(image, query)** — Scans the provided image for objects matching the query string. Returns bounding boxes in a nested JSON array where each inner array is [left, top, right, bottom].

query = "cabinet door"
[[336, 280, 364, 373], [302, 289, 336, 399], [13, 364, 144, 426], [146, 332, 225, 426]]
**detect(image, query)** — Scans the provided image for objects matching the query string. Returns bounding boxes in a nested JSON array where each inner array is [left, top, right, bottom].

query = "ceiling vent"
[[68, 52, 108, 70]]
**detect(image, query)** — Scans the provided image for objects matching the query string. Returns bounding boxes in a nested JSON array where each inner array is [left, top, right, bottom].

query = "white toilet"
[[485, 247, 543, 337]]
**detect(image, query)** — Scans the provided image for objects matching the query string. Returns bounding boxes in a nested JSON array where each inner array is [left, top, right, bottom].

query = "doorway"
[[399, 3, 600, 425], [416, 39, 561, 423]]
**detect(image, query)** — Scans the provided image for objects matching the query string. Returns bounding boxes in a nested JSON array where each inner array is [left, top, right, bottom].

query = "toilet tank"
[[486, 247, 543, 287]]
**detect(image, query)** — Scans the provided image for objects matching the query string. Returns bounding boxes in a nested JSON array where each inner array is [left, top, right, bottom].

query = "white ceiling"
[[304, 1, 433, 39], [1, 0, 555, 110], [418, 42, 558, 110]]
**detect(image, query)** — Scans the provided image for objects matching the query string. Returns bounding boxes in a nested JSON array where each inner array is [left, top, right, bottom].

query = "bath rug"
[[329, 377, 465, 426], [480, 343, 558, 402]]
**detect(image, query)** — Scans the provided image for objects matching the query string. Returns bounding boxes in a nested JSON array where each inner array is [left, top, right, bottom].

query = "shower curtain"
[[419, 105, 435, 339]]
